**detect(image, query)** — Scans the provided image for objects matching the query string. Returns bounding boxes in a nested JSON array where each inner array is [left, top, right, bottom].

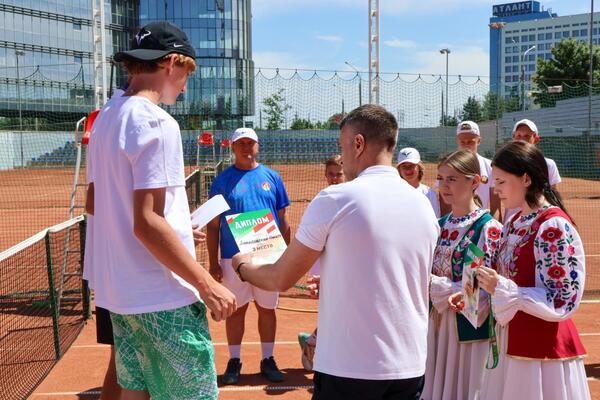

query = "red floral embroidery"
[[548, 265, 566, 279], [549, 245, 558, 252], [568, 245, 575, 255], [541, 227, 563, 242], [517, 228, 527, 237], [488, 227, 501, 240], [441, 229, 449, 239], [450, 230, 459, 241], [554, 298, 566, 308], [556, 281, 564, 289]]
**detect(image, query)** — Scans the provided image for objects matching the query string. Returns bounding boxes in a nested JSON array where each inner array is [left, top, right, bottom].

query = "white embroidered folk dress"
[[476, 206, 590, 400], [423, 208, 502, 400]]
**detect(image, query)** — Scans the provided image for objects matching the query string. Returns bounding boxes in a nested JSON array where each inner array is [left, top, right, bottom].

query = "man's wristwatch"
[[235, 262, 247, 282]]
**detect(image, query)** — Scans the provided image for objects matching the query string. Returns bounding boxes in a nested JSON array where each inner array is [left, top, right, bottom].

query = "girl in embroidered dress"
[[475, 141, 590, 400], [423, 150, 502, 400]]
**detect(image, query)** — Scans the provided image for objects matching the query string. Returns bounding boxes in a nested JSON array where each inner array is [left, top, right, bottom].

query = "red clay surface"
[[27, 301, 600, 399]]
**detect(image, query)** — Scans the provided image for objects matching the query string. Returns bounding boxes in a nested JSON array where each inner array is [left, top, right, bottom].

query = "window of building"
[[594, 28, 599, 35], [513, 55, 519, 62], [521, 45, 528, 51], [529, 64, 536, 71], [505, 66, 512, 73], [74, 55, 83, 64], [505, 46, 512, 54], [555, 32, 561, 39], [562, 31, 569, 38], [521, 35, 528, 42], [505, 56, 512, 63], [73, 22, 81, 30], [538, 33, 545, 40], [512, 65, 519, 72], [529, 34, 535, 41], [573, 30, 580, 37], [581, 29, 587, 36], [546, 32, 552, 40]]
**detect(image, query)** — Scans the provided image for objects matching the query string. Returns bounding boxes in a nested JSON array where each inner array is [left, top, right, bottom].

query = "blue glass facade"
[[0, 0, 137, 129], [139, 0, 255, 130], [0, 0, 254, 131]]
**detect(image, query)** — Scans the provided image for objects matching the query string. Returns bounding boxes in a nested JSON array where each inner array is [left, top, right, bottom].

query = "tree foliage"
[[262, 88, 292, 130]]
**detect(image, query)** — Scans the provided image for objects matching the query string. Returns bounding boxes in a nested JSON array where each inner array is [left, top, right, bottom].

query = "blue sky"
[[252, 0, 594, 80]]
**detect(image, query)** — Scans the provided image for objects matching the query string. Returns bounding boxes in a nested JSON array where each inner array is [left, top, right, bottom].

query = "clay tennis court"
[[1, 163, 599, 398]]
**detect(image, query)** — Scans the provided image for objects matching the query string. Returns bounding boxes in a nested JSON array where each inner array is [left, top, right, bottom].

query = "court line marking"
[[31, 385, 315, 397], [72, 341, 301, 349]]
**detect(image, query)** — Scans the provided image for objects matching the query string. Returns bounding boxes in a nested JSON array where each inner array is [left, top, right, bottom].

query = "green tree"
[[482, 92, 501, 121], [290, 113, 315, 130], [439, 115, 459, 126], [262, 88, 292, 130], [532, 38, 600, 107], [460, 96, 483, 122]]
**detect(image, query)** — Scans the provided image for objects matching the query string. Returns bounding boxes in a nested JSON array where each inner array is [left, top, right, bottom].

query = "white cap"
[[512, 119, 539, 136], [397, 147, 421, 165], [456, 120, 480, 136], [231, 127, 258, 143]]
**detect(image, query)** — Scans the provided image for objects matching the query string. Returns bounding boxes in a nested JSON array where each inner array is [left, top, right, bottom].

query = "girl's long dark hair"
[[492, 141, 574, 223]]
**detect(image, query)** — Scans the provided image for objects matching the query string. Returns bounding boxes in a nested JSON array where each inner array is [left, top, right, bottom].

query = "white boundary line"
[[31, 385, 315, 397], [72, 340, 301, 349]]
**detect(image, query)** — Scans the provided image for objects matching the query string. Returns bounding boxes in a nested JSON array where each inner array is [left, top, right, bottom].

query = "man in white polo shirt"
[[503, 118, 562, 223], [231, 105, 439, 399]]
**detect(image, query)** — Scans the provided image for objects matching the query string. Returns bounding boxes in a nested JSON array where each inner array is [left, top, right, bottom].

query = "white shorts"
[[220, 259, 279, 309]]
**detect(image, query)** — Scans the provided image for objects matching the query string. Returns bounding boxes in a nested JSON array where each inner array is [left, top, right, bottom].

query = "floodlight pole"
[[521, 45, 536, 111], [440, 48, 450, 125], [368, 0, 380, 104], [15, 50, 25, 167], [589, 0, 595, 136]]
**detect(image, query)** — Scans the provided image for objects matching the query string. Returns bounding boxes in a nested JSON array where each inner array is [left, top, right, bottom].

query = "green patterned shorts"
[[110, 302, 218, 399]]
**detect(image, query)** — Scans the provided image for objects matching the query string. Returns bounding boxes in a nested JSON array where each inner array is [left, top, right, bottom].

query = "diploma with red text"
[[226, 209, 287, 265]]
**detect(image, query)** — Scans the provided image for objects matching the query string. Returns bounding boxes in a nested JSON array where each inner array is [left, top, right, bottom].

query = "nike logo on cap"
[[173, 43, 183, 47]]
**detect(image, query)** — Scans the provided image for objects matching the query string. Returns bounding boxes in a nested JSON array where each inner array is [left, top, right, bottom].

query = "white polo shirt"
[[296, 165, 439, 380], [476, 154, 493, 210], [87, 95, 199, 315]]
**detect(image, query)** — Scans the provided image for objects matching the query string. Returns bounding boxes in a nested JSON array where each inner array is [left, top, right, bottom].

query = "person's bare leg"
[[226, 303, 249, 346], [100, 346, 121, 400], [255, 303, 276, 344]]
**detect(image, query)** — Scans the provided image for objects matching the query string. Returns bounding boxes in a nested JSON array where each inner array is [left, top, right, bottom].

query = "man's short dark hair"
[[339, 105, 398, 152]]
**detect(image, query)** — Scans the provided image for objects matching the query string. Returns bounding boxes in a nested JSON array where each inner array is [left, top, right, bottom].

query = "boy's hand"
[[192, 224, 206, 246], [199, 281, 237, 322], [448, 292, 464, 313], [307, 275, 320, 299]]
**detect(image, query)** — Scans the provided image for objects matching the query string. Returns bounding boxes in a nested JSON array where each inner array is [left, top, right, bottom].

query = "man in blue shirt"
[[207, 127, 291, 385]]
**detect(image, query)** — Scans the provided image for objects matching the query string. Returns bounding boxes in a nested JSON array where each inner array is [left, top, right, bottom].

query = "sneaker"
[[222, 358, 241, 385], [260, 356, 284, 382]]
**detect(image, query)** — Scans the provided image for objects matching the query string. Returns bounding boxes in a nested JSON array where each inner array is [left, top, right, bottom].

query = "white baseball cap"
[[512, 119, 539, 136], [456, 120, 480, 136], [397, 147, 421, 165], [231, 127, 258, 143]]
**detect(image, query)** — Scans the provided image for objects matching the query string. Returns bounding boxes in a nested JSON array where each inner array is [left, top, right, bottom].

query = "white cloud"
[[384, 39, 417, 49], [252, 51, 311, 70], [405, 46, 489, 79], [253, 0, 492, 17], [316, 35, 343, 43]]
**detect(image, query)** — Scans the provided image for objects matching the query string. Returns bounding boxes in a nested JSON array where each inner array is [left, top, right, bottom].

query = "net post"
[[79, 217, 92, 320], [44, 232, 62, 359]]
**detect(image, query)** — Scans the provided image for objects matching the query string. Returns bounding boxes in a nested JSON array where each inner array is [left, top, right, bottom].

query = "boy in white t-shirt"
[[85, 22, 236, 399], [503, 118, 562, 222], [396, 147, 440, 217], [444, 120, 501, 220]]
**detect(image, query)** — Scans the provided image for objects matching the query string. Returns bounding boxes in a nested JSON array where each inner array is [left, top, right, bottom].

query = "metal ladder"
[[55, 116, 89, 312]]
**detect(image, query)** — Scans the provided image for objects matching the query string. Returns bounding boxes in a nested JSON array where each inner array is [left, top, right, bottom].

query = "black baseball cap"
[[114, 21, 195, 62]]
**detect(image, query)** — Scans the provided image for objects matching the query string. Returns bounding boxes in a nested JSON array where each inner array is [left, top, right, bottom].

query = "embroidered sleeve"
[[534, 217, 584, 314], [492, 217, 585, 325]]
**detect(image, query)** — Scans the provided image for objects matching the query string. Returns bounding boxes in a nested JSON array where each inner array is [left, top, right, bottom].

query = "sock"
[[228, 345, 241, 359], [261, 342, 274, 359]]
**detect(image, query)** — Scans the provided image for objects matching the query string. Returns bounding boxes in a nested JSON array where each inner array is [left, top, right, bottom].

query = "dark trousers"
[[95, 306, 114, 345], [312, 371, 424, 400]]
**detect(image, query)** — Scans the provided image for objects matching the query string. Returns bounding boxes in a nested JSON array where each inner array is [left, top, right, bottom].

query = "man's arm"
[[232, 238, 321, 292], [278, 208, 291, 245], [85, 183, 94, 215], [206, 216, 222, 282], [133, 188, 236, 321]]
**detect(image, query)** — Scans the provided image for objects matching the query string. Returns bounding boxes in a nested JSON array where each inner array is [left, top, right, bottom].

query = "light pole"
[[345, 61, 362, 106], [489, 21, 506, 147], [15, 50, 25, 167], [333, 83, 345, 115], [521, 45, 536, 111], [439, 48, 450, 126]]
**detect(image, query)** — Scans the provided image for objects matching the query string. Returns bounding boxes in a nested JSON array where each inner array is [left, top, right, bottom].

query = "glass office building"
[[0, 0, 137, 129], [0, 0, 254, 131], [139, 0, 254, 130]]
